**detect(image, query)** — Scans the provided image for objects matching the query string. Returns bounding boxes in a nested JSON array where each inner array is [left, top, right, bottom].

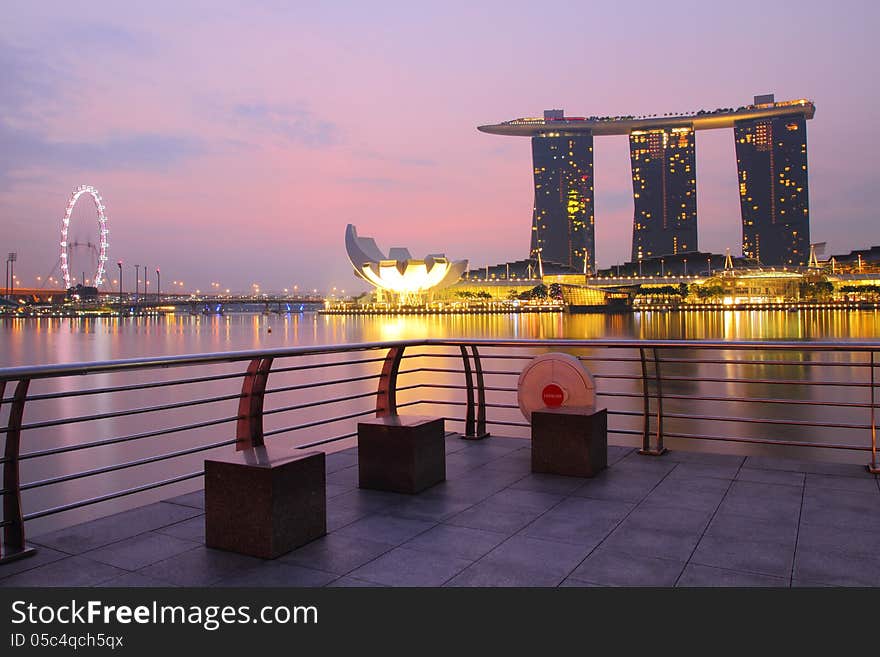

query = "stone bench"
[[531, 405, 608, 478], [357, 415, 446, 494], [205, 446, 326, 559]]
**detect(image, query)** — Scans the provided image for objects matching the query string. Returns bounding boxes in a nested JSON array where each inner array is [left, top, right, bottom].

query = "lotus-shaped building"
[[345, 224, 468, 303]]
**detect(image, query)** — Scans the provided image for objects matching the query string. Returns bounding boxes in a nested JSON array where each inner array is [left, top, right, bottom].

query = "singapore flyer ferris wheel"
[[60, 185, 109, 288]]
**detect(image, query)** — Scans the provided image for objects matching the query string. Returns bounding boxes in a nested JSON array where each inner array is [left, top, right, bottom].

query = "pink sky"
[[1, 1, 876, 293]]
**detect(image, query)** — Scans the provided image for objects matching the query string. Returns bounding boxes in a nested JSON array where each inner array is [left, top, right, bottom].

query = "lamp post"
[[661, 258, 665, 277], [707, 256, 712, 276], [156, 268, 160, 303], [683, 258, 688, 276], [117, 260, 123, 302], [7, 252, 16, 300]]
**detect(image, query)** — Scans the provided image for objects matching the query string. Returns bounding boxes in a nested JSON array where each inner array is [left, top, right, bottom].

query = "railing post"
[[460, 345, 489, 440], [639, 348, 667, 456], [868, 351, 879, 474], [1, 378, 37, 564], [460, 346, 475, 437], [236, 357, 273, 450], [376, 346, 405, 417]]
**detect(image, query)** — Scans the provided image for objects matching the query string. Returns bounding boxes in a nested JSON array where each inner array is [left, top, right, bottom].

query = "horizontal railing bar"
[[265, 373, 382, 396], [656, 375, 871, 387], [270, 356, 388, 376], [263, 407, 377, 438], [3, 370, 250, 405], [14, 415, 242, 463], [294, 432, 359, 450], [3, 391, 244, 435], [264, 390, 378, 417], [661, 430, 870, 452], [23, 471, 205, 521], [657, 393, 874, 409], [22, 439, 237, 492], [660, 412, 870, 431]]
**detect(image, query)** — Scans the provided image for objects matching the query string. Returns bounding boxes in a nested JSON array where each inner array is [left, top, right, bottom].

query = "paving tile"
[[445, 501, 543, 535], [334, 514, 435, 545], [482, 488, 563, 513], [666, 462, 741, 480], [796, 522, 880, 559], [446, 560, 563, 587], [326, 504, 371, 532], [479, 535, 591, 578], [706, 512, 799, 544], [805, 473, 880, 494], [331, 489, 410, 515], [601, 524, 703, 563], [325, 452, 359, 474], [570, 548, 685, 587], [0, 556, 127, 587], [800, 487, 880, 530], [402, 524, 508, 561], [326, 466, 359, 488], [667, 451, 745, 465], [384, 496, 473, 522], [0, 546, 69, 580], [691, 535, 795, 578], [165, 489, 206, 509], [326, 576, 385, 587], [155, 516, 206, 543], [793, 548, 880, 586], [137, 547, 264, 586], [607, 445, 635, 465], [643, 476, 730, 512], [510, 473, 587, 496], [349, 547, 472, 587], [31, 503, 203, 554], [572, 469, 664, 503], [97, 572, 177, 587], [736, 468, 805, 487], [622, 502, 714, 534], [281, 534, 396, 574], [743, 456, 867, 478], [214, 562, 337, 587], [558, 577, 606, 587], [483, 450, 532, 473], [83, 532, 199, 571], [676, 564, 788, 587]]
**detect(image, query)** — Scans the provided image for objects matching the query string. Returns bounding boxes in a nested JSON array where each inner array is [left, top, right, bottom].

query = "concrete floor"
[[3, 435, 879, 587]]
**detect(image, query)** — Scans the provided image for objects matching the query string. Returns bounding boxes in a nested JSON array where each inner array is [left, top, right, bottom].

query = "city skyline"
[[1, 1, 877, 290]]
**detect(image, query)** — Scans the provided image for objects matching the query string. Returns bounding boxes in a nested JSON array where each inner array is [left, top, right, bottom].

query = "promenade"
[[2, 435, 878, 588]]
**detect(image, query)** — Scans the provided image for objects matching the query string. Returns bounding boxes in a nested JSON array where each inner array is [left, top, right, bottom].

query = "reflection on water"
[[1, 309, 878, 537], [2, 309, 879, 367]]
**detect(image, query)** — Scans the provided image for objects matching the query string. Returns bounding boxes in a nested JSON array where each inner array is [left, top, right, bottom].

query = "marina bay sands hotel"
[[478, 94, 815, 271]]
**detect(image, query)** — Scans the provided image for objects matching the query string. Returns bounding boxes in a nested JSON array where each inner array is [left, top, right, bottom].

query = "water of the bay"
[[1, 308, 878, 536]]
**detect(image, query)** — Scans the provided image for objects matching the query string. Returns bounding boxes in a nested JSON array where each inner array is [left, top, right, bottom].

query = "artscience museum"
[[344, 224, 468, 304]]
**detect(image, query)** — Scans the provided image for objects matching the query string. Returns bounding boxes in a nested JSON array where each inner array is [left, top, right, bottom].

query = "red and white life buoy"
[[517, 353, 596, 422]]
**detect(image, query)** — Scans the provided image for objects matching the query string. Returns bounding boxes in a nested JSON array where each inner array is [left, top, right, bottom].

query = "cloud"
[[357, 150, 437, 167], [342, 176, 399, 188], [233, 103, 338, 147], [0, 122, 205, 189]]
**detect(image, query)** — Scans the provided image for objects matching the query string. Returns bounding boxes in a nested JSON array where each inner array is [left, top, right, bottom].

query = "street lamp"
[[134, 264, 140, 303], [660, 258, 665, 277], [6, 252, 17, 300], [156, 268, 161, 303], [707, 256, 712, 276], [683, 258, 688, 276], [117, 261, 123, 301]]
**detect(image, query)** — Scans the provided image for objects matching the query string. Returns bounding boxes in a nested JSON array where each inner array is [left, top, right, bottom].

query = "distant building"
[[630, 127, 697, 261], [530, 115, 595, 273], [734, 95, 810, 266]]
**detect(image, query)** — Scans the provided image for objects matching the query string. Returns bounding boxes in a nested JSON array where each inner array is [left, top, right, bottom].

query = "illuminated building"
[[735, 97, 811, 265], [478, 96, 815, 268], [344, 224, 467, 304], [630, 127, 697, 260], [530, 112, 595, 272]]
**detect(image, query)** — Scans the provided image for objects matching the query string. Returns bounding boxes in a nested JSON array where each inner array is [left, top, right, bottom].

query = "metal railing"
[[1, 338, 878, 563]]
